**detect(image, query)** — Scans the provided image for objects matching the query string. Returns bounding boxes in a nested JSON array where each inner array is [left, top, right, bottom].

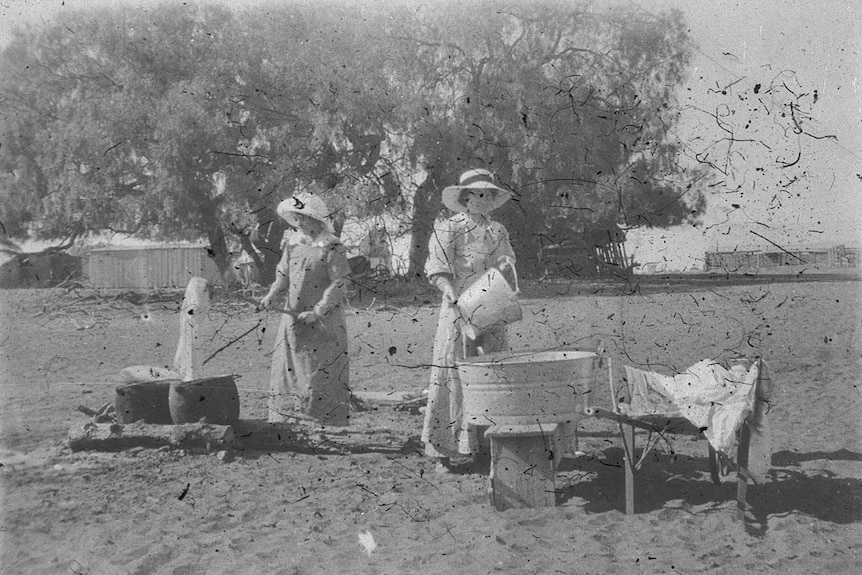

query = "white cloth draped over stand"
[[623, 359, 774, 480]]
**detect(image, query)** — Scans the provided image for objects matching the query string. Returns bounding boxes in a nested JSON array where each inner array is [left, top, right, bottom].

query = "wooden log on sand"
[[232, 420, 417, 455], [67, 420, 417, 455], [67, 421, 235, 452]]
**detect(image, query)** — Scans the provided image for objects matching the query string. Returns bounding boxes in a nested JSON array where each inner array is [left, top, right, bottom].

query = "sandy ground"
[[1, 278, 860, 574]]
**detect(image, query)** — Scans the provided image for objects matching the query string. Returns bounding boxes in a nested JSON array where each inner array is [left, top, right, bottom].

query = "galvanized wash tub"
[[115, 380, 176, 424], [458, 350, 597, 426], [168, 375, 240, 425]]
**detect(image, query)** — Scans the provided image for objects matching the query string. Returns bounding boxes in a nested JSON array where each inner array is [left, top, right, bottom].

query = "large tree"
[[375, 0, 705, 277], [0, 4, 256, 280], [0, 0, 705, 284]]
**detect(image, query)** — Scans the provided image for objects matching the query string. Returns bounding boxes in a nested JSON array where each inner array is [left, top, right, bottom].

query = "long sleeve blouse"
[[425, 212, 515, 293]]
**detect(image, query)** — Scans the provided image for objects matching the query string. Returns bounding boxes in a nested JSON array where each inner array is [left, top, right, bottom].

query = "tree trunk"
[[207, 226, 239, 289], [497, 200, 544, 279], [250, 209, 285, 287], [405, 176, 441, 282], [255, 230, 283, 287]]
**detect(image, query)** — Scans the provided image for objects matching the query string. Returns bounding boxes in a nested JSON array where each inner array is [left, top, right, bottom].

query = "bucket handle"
[[499, 256, 520, 295]]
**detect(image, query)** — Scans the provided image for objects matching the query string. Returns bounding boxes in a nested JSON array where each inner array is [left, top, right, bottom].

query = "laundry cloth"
[[173, 277, 210, 381], [622, 359, 774, 480]]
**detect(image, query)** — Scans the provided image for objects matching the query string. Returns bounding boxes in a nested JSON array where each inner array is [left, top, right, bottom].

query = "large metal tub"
[[168, 375, 240, 425], [115, 380, 175, 424], [458, 350, 597, 426]]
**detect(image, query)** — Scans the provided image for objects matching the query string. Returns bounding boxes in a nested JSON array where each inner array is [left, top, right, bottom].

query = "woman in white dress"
[[260, 192, 352, 427], [421, 169, 517, 471]]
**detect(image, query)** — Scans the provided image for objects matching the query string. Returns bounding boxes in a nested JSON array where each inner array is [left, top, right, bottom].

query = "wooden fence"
[[539, 240, 635, 279]]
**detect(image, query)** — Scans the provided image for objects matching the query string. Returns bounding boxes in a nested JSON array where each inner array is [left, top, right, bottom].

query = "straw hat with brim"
[[277, 192, 333, 231], [442, 169, 512, 213]]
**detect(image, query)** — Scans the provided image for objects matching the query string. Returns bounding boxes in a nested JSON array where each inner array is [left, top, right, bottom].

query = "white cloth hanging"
[[623, 359, 773, 471], [173, 277, 210, 382]]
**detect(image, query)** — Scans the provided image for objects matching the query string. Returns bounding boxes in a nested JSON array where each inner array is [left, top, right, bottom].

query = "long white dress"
[[421, 212, 516, 458], [268, 234, 351, 427]]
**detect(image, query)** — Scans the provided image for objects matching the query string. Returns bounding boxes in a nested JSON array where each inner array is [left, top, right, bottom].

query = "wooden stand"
[[586, 356, 770, 518], [614, 416, 754, 517], [485, 423, 560, 511]]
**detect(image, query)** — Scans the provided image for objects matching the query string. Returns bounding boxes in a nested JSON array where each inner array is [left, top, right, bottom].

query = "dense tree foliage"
[[0, 0, 705, 283], [377, 1, 705, 276]]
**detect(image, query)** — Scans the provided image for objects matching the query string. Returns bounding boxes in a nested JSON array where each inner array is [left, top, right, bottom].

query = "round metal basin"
[[458, 350, 597, 426], [169, 375, 240, 425]]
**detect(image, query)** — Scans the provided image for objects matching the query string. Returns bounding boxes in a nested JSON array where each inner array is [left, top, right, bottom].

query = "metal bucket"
[[115, 380, 176, 424], [457, 266, 521, 332], [458, 350, 597, 426], [168, 375, 240, 425]]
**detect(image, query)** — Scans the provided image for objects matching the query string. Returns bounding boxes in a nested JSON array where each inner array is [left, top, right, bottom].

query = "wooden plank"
[[67, 419, 415, 454], [488, 434, 557, 511], [232, 419, 414, 454], [353, 390, 421, 404], [587, 407, 697, 434], [485, 423, 559, 438]]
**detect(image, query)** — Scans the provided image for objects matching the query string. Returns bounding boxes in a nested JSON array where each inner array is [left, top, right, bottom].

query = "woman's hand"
[[497, 255, 515, 273], [259, 294, 273, 310], [298, 310, 319, 325], [431, 274, 457, 304], [497, 256, 519, 293], [441, 285, 457, 304]]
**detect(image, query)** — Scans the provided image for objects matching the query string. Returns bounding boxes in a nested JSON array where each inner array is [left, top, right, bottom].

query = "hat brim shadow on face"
[[281, 211, 303, 229], [442, 184, 512, 213], [276, 194, 334, 231], [281, 211, 331, 232]]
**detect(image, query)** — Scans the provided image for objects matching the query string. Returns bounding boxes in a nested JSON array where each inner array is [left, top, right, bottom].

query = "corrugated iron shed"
[[86, 245, 222, 289]]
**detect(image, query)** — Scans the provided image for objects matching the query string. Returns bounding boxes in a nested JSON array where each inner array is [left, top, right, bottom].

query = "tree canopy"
[[0, 0, 706, 283]]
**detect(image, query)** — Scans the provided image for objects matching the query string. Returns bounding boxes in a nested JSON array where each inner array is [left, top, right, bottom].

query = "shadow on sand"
[[556, 447, 861, 535]]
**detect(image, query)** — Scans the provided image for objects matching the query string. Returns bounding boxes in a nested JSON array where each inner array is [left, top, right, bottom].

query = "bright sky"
[[626, 0, 861, 270], [2, 0, 860, 269]]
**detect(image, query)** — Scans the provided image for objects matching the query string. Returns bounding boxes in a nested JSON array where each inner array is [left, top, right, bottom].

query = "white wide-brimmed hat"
[[276, 192, 333, 231], [442, 169, 512, 213]]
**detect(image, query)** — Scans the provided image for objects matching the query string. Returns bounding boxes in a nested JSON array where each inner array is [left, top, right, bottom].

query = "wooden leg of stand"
[[622, 423, 636, 515], [736, 422, 752, 520], [708, 444, 721, 485]]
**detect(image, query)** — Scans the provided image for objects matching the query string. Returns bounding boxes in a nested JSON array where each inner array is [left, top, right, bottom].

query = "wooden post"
[[736, 421, 752, 520], [485, 423, 560, 511], [622, 422, 636, 515], [708, 444, 721, 485]]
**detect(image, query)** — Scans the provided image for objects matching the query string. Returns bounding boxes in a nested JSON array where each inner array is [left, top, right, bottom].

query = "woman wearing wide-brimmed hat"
[[260, 191, 352, 426], [422, 168, 517, 471]]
